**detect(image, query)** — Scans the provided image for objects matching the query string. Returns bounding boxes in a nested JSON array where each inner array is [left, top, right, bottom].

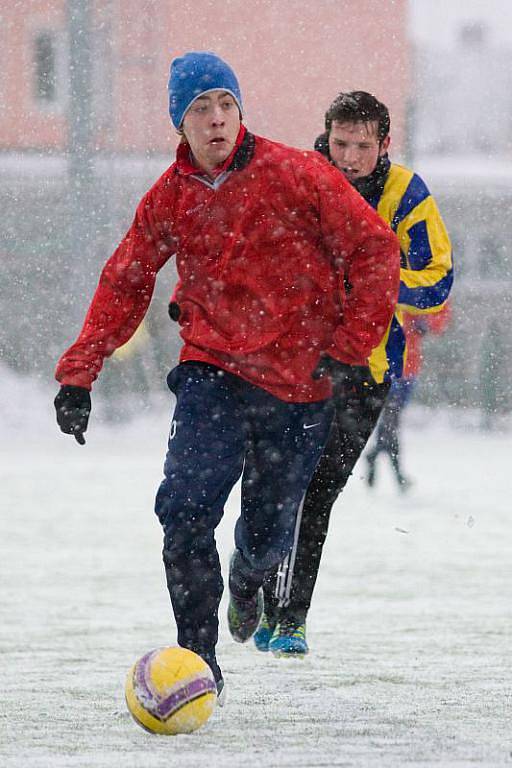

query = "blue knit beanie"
[[168, 51, 243, 129]]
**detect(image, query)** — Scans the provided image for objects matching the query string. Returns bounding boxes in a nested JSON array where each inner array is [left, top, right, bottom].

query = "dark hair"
[[324, 91, 390, 142]]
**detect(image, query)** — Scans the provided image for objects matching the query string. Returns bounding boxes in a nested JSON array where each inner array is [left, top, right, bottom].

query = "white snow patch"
[[1, 370, 511, 766]]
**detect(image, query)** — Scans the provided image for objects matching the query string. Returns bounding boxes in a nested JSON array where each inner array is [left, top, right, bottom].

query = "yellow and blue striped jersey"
[[367, 162, 453, 383]]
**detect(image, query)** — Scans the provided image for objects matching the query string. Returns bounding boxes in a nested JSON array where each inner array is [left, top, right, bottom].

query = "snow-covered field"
[[1, 375, 511, 767]]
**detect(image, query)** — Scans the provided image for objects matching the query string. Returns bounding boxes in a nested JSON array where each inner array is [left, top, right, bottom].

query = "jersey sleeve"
[[394, 174, 453, 314]]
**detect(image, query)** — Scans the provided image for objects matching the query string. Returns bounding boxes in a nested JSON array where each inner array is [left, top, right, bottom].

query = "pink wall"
[[1, 1, 67, 148], [1, 0, 409, 155], [159, 0, 410, 154]]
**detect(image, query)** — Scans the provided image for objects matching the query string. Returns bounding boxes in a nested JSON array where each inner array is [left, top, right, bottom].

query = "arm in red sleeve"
[[317, 164, 400, 365], [55, 189, 174, 390]]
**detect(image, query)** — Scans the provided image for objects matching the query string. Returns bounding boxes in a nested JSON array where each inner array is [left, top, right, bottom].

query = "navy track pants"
[[154, 362, 334, 658]]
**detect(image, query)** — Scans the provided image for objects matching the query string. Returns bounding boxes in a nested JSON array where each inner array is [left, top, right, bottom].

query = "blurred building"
[[412, 21, 512, 415], [1, 0, 409, 153], [0, 0, 410, 402], [414, 22, 512, 157]]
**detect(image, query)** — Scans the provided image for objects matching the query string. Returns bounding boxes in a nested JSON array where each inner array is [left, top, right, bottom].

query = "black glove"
[[54, 385, 91, 445], [168, 301, 181, 322], [312, 356, 374, 397]]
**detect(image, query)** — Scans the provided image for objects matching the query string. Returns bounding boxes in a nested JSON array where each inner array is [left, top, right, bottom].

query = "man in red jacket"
[[54, 52, 400, 696]]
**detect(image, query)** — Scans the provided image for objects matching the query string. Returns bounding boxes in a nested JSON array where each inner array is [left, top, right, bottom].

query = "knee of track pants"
[[235, 538, 294, 576], [155, 475, 225, 551]]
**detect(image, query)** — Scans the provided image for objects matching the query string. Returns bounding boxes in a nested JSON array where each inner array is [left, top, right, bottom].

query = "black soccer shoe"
[[201, 652, 226, 707], [227, 588, 264, 644], [216, 676, 226, 707]]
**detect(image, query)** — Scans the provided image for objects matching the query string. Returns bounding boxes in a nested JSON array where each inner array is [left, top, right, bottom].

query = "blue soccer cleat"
[[268, 620, 309, 657], [253, 612, 276, 652]]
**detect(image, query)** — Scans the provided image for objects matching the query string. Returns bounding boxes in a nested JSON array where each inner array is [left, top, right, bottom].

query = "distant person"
[[479, 319, 506, 431], [255, 91, 453, 658], [366, 305, 452, 491], [53, 57, 400, 696]]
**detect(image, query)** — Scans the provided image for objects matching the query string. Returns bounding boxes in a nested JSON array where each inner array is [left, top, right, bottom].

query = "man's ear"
[[379, 135, 391, 155]]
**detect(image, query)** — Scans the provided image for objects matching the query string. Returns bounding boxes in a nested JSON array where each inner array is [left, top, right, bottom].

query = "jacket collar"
[[351, 154, 391, 204], [176, 125, 254, 178]]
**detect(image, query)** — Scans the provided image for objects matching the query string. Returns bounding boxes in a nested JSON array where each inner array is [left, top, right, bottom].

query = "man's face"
[[181, 90, 241, 176], [328, 120, 390, 182]]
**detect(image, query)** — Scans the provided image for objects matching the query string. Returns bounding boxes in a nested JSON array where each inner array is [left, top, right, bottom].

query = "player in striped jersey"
[[255, 91, 453, 657]]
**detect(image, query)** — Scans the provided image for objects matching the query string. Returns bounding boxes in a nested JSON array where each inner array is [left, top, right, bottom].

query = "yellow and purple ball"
[[125, 646, 217, 735]]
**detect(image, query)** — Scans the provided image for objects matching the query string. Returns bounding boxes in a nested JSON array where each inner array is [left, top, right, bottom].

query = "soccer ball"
[[125, 646, 217, 735]]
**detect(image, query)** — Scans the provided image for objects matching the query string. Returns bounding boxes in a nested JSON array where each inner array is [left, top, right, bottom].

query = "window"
[[34, 32, 57, 103]]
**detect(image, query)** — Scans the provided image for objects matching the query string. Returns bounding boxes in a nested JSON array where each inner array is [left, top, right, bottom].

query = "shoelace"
[[229, 594, 257, 626], [277, 622, 306, 639]]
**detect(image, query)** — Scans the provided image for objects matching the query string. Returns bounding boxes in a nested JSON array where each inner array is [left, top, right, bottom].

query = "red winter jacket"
[[55, 127, 400, 402]]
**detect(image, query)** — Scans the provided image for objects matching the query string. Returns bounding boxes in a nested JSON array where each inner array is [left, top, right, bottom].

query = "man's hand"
[[54, 385, 91, 445], [312, 356, 374, 397]]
